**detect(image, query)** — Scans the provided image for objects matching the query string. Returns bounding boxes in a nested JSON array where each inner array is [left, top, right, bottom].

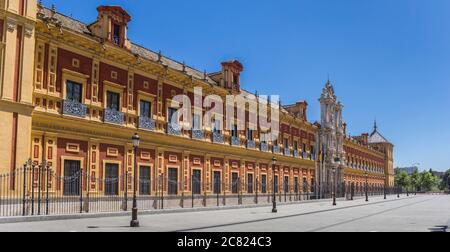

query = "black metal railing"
[[0, 161, 399, 217]]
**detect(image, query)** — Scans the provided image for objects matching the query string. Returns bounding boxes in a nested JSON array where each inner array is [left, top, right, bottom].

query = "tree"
[[410, 170, 420, 192], [395, 171, 410, 189], [440, 169, 450, 191], [419, 171, 438, 192]]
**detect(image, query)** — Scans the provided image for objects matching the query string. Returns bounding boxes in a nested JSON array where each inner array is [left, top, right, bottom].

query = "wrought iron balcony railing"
[[293, 150, 300, 158], [260, 142, 268, 152], [231, 136, 240, 146], [138, 116, 155, 131], [192, 130, 204, 140], [104, 108, 124, 125], [212, 132, 224, 143], [167, 122, 182, 136], [302, 152, 308, 159], [273, 146, 280, 154], [246, 140, 256, 149], [284, 148, 291, 156], [62, 99, 87, 118]]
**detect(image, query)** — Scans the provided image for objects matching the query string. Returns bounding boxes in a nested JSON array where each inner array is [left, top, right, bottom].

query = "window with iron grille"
[[63, 160, 81, 196], [294, 177, 299, 193], [213, 171, 221, 194], [232, 173, 239, 194], [168, 168, 178, 195], [139, 166, 151, 195], [261, 175, 267, 193], [247, 174, 253, 194], [284, 176, 289, 193], [192, 170, 201, 195]]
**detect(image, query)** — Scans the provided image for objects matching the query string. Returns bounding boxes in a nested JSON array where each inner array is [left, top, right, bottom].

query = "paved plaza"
[[0, 195, 448, 232]]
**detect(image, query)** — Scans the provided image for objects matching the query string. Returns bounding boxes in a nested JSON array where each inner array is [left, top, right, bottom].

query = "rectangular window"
[[107, 91, 120, 111], [260, 134, 267, 144], [247, 174, 254, 194], [192, 170, 201, 195], [310, 178, 315, 193], [140, 100, 152, 118], [232, 173, 239, 194], [63, 160, 81, 196], [293, 141, 298, 151], [310, 145, 315, 159], [294, 177, 299, 193], [105, 163, 119, 196], [284, 138, 289, 149], [193, 114, 201, 130], [284, 176, 289, 193], [247, 128, 253, 141], [168, 168, 178, 195], [168, 107, 178, 124], [113, 24, 121, 45], [231, 124, 238, 137], [139, 166, 151, 195], [273, 139, 278, 146], [303, 177, 308, 192], [213, 171, 221, 194], [302, 143, 306, 154], [213, 119, 221, 134], [261, 175, 267, 193], [274, 175, 279, 193], [66, 81, 82, 103]]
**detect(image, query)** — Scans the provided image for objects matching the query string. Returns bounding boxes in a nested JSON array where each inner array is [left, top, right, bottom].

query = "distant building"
[[396, 167, 419, 176]]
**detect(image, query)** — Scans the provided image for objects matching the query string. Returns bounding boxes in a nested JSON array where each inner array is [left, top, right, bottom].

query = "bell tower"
[[318, 80, 346, 197], [0, 0, 36, 174]]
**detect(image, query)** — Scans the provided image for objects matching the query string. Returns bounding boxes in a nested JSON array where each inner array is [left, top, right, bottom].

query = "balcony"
[[104, 108, 124, 125], [284, 148, 291, 156], [231, 136, 240, 146], [260, 142, 268, 152], [302, 152, 308, 159], [62, 99, 87, 118], [192, 130, 204, 140], [293, 150, 300, 158], [273, 146, 280, 154], [167, 122, 182, 136], [138, 116, 155, 131], [212, 132, 224, 143], [246, 140, 256, 149]]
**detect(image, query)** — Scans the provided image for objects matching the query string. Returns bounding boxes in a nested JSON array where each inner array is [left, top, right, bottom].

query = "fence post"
[[46, 165, 50, 215], [223, 182, 226, 206], [161, 174, 164, 210], [22, 162, 28, 216], [79, 168, 83, 214], [191, 176, 194, 208], [124, 172, 128, 211], [31, 164, 35, 215], [37, 163, 42, 215], [255, 178, 259, 205]]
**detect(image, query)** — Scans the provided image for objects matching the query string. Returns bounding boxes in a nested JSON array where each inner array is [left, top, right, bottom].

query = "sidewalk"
[[0, 194, 402, 224]]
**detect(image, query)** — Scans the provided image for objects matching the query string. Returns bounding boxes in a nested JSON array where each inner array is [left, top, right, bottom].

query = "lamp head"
[[132, 133, 140, 148]]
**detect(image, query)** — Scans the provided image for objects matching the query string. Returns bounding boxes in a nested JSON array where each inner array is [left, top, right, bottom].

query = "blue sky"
[[45, 0, 450, 172]]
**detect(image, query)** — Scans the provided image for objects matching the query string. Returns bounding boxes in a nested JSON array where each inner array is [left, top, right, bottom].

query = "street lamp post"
[[384, 176, 387, 200], [332, 168, 336, 206], [130, 133, 140, 228], [272, 157, 278, 213], [365, 172, 369, 202]]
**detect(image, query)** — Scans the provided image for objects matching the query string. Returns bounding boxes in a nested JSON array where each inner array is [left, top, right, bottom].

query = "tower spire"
[[374, 119, 378, 132]]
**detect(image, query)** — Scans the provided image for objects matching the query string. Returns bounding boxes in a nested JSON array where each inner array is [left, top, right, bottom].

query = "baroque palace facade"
[[0, 2, 394, 199]]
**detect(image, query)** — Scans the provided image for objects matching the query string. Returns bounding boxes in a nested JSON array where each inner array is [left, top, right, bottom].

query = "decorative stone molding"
[[25, 26, 34, 37], [6, 19, 16, 32]]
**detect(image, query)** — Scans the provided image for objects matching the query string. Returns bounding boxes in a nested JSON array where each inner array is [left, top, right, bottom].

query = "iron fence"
[[0, 161, 398, 217]]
